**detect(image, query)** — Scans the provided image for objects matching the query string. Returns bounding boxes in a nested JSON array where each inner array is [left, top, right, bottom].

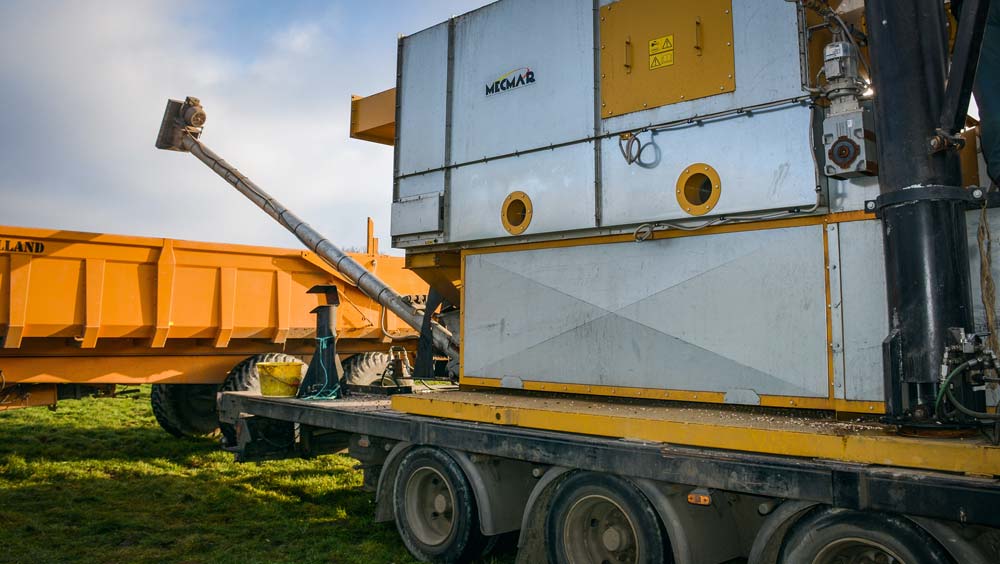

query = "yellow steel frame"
[[456, 210, 884, 415], [393, 391, 1000, 476]]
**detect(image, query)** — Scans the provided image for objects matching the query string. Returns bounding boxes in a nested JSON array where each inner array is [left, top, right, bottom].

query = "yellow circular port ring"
[[501, 191, 533, 235], [676, 164, 722, 216]]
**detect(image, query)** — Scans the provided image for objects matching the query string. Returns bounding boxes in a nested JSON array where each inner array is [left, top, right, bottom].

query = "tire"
[[779, 507, 952, 564], [218, 353, 305, 446], [342, 352, 391, 386], [393, 447, 494, 563], [150, 383, 221, 438], [545, 472, 668, 564], [150, 384, 186, 438]]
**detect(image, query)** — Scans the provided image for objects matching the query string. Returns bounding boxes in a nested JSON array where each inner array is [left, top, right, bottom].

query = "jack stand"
[[297, 285, 346, 399]]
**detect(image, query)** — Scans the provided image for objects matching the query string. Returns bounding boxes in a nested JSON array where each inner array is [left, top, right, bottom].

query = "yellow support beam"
[[350, 88, 396, 146], [393, 390, 1000, 477]]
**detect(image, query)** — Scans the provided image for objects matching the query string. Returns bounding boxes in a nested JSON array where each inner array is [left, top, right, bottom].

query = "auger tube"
[[156, 100, 458, 359]]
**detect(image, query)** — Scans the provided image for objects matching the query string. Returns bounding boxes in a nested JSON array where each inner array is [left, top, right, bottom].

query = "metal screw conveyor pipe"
[[155, 96, 459, 360]]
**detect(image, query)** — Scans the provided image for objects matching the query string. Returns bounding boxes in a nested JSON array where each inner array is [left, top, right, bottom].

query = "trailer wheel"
[[150, 384, 221, 438], [342, 352, 391, 386], [393, 447, 493, 563], [545, 472, 667, 564], [218, 353, 305, 446], [779, 507, 951, 564]]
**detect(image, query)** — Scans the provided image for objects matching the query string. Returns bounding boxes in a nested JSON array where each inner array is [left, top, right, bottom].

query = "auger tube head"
[[155, 96, 206, 151]]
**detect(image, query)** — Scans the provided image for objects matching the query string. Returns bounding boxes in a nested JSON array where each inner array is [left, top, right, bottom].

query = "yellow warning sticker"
[[648, 35, 674, 55], [649, 51, 674, 70]]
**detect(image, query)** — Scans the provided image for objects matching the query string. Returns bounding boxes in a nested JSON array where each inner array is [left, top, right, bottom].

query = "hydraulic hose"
[[177, 133, 459, 360], [945, 386, 1000, 420], [935, 358, 1000, 422]]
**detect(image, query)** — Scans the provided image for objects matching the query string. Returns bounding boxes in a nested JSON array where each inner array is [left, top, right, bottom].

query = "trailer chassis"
[[219, 391, 1000, 564]]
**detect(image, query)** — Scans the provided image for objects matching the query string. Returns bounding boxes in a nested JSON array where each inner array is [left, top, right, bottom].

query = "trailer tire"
[[150, 384, 186, 438], [779, 507, 951, 564], [342, 352, 391, 386], [219, 353, 305, 447], [150, 384, 221, 438], [393, 447, 494, 563], [545, 472, 667, 564]]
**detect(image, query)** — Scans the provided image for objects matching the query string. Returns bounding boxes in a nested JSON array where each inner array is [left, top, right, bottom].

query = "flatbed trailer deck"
[[219, 389, 1000, 563]]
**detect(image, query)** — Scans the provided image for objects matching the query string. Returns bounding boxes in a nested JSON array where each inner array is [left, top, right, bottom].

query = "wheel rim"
[[813, 537, 906, 564], [404, 466, 455, 547], [562, 494, 639, 564]]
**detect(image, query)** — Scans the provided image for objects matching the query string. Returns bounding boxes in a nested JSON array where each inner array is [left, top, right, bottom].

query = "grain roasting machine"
[[160, 0, 998, 429], [387, 0, 998, 426]]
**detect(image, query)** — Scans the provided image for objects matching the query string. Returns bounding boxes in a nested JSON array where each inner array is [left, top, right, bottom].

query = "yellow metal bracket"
[[350, 88, 396, 146]]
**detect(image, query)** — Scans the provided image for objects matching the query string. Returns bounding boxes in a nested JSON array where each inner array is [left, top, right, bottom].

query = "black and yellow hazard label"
[[649, 51, 674, 70], [648, 34, 674, 70], [0, 239, 45, 255], [648, 35, 673, 55]]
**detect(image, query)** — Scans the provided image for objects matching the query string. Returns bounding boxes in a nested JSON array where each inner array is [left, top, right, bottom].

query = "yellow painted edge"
[[460, 250, 466, 382], [461, 376, 884, 414], [464, 210, 874, 256], [823, 223, 836, 404], [392, 394, 998, 476]]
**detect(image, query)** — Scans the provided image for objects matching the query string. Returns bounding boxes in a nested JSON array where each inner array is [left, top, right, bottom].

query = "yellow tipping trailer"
[[0, 222, 427, 434]]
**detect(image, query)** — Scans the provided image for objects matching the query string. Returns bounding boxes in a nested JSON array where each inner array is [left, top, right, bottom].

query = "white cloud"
[[0, 0, 487, 253]]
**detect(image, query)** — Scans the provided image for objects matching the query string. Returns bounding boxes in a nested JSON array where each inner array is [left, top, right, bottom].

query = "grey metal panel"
[[398, 23, 448, 176], [828, 176, 881, 213], [398, 170, 445, 201], [464, 226, 830, 401], [450, 0, 595, 163], [450, 143, 597, 242], [598, 0, 805, 135], [600, 105, 817, 226], [838, 219, 887, 402], [391, 193, 442, 237]]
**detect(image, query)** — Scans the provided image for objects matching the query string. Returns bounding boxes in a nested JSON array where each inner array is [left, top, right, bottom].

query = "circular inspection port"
[[676, 163, 722, 216], [501, 191, 533, 235]]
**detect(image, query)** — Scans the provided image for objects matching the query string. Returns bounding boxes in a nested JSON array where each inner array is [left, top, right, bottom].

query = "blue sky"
[[0, 1, 490, 252]]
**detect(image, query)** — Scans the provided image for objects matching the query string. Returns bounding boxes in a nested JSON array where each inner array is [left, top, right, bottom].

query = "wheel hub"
[[814, 537, 904, 564], [563, 494, 639, 564], [404, 466, 455, 547]]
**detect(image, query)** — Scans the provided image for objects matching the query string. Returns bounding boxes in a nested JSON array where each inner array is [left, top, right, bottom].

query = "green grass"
[[0, 387, 515, 564]]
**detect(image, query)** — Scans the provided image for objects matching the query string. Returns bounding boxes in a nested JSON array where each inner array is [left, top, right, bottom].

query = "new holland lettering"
[[485, 67, 536, 97], [0, 239, 45, 254]]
